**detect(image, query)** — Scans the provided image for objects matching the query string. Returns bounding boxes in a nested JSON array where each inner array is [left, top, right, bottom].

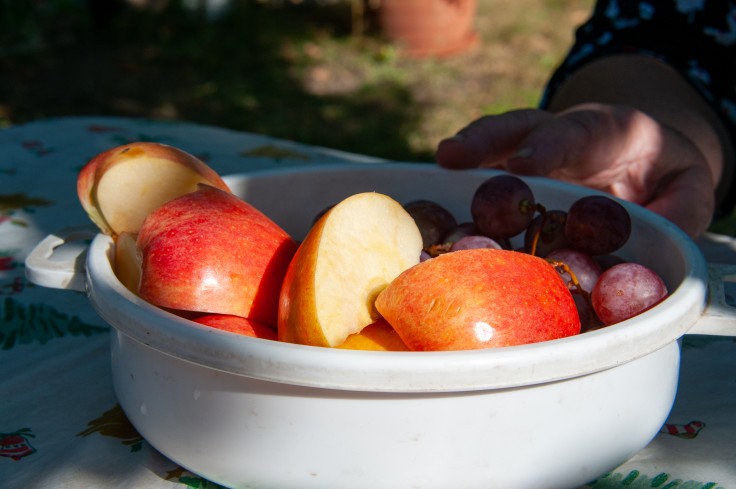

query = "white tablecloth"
[[1, 116, 734, 488]]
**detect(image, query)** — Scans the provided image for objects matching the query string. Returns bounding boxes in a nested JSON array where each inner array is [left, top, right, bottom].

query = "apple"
[[136, 184, 298, 328], [77, 142, 231, 236], [337, 318, 410, 351], [278, 192, 423, 347], [375, 248, 581, 351], [193, 314, 277, 340]]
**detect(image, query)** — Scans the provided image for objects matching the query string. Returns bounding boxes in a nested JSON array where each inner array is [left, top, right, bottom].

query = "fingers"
[[636, 125, 716, 237], [645, 164, 715, 237], [504, 104, 642, 181], [436, 109, 554, 169], [437, 103, 717, 237]]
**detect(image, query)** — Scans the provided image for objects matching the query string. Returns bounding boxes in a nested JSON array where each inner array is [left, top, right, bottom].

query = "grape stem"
[[528, 203, 547, 256], [546, 259, 592, 304]]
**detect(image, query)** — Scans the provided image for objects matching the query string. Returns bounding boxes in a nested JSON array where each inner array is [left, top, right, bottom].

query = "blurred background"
[[8, 0, 736, 235], [0, 0, 593, 162]]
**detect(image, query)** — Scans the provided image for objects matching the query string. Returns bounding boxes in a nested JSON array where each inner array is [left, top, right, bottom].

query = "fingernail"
[[511, 147, 534, 159]]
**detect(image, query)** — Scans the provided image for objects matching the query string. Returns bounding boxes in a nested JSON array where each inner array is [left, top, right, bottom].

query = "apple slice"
[[278, 192, 423, 347], [77, 142, 230, 236], [375, 248, 581, 351], [137, 184, 298, 328], [114, 231, 142, 294], [337, 318, 410, 351]]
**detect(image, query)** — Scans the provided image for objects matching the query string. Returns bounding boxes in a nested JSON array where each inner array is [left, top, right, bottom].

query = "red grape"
[[450, 235, 503, 252], [442, 222, 479, 245], [471, 174, 536, 239], [591, 263, 668, 325], [565, 195, 631, 255], [547, 248, 602, 294]]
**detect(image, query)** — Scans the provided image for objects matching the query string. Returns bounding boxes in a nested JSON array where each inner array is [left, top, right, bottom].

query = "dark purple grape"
[[591, 263, 668, 325], [404, 200, 458, 248], [547, 248, 602, 294], [471, 174, 536, 239], [524, 209, 569, 257], [565, 195, 631, 255], [449, 235, 503, 252], [572, 292, 604, 332], [594, 254, 627, 271]]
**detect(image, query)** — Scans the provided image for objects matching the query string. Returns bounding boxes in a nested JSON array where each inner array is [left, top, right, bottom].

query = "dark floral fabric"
[[541, 0, 736, 216]]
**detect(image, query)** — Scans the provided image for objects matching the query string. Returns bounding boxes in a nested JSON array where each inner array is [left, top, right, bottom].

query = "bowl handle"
[[24, 226, 98, 292], [688, 263, 736, 336]]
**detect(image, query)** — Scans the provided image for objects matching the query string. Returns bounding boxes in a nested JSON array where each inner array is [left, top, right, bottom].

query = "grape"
[[442, 222, 479, 245], [450, 235, 503, 252], [565, 195, 631, 255], [595, 254, 627, 271], [572, 292, 604, 333], [471, 174, 536, 239], [547, 248, 602, 294], [591, 263, 668, 325], [524, 209, 569, 257], [404, 200, 458, 248]]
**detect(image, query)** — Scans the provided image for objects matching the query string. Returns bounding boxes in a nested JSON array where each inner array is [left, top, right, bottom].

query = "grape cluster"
[[404, 174, 668, 331]]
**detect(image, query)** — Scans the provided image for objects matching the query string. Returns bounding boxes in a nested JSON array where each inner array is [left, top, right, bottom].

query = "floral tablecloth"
[[1, 116, 734, 489]]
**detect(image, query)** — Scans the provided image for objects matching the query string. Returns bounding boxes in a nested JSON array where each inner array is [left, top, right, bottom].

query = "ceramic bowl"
[[29, 163, 716, 489]]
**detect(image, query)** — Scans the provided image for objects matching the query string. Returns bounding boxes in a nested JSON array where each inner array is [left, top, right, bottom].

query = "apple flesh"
[[114, 231, 142, 294], [77, 142, 231, 236], [137, 184, 298, 328], [194, 314, 277, 340], [278, 192, 423, 347], [375, 248, 581, 351], [337, 318, 410, 351]]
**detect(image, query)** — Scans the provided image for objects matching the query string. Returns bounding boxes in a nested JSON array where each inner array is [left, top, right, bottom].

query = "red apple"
[[375, 248, 581, 350], [136, 184, 298, 328], [77, 142, 230, 236], [194, 314, 277, 340]]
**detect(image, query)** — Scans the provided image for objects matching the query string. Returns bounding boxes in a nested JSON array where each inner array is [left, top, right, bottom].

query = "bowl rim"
[[87, 162, 708, 392]]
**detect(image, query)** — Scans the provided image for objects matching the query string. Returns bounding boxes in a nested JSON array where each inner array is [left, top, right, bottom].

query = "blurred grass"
[[4, 0, 735, 232], [0, 0, 593, 162]]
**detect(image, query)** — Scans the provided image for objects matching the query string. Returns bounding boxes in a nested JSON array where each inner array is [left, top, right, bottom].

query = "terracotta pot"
[[377, 0, 478, 57]]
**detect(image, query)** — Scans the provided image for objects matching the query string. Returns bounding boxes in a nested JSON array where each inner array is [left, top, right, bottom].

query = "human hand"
[[435, 103, 716, 237]]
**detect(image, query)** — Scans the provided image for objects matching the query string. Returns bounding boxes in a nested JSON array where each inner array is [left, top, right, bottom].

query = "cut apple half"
[[278, 192, 423, 347], [114, 231, 142, 294], [77, 142, 230, 236]]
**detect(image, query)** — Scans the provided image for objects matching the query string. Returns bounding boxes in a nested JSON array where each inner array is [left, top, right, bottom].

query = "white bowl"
[[43, 164, 715, 488]]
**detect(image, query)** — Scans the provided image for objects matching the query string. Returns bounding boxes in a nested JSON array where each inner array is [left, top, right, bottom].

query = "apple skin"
[[337, 318, 410, 351], [193, 314, 277, 340], [77, 142, 230, 236], [278, 192, 423, 347], [136, 184, 298, 328], [375, 249, 581, 351]]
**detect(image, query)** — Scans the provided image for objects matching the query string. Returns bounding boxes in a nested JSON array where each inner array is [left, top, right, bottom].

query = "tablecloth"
[[0, 116, 734, 489]]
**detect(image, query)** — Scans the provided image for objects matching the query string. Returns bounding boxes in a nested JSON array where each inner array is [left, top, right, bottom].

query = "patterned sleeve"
[[540, 0, 736, 217]]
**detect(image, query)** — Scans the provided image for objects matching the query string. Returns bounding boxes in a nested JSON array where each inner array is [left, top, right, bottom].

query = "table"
[[1, 116, 734, 489]]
